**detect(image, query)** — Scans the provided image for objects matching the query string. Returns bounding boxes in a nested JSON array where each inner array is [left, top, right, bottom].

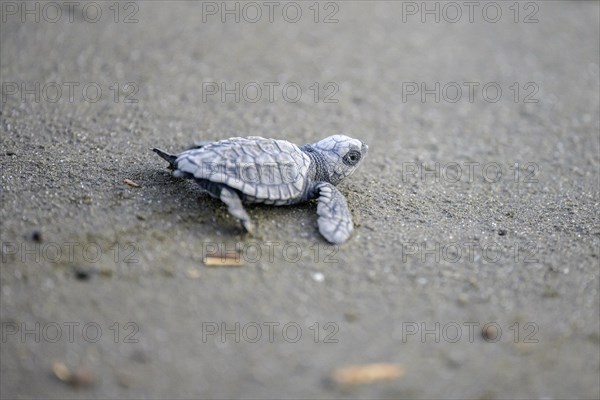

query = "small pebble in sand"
[[123, 179, 140, 187], [332, 363, 405, 385], [203, 255, 243, 267], [482, 324, 500, 341], [52, 361, 95, 388], [31, 230, 43, 242], [186, 268, 202, 278], [311, 272, 325, 282]]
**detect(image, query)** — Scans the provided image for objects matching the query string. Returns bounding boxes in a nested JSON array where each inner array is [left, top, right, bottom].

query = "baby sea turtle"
[[152, 135, 368, 244]]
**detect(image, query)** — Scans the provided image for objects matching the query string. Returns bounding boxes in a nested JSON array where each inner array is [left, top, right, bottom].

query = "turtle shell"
[[175, 136, 311, 203]]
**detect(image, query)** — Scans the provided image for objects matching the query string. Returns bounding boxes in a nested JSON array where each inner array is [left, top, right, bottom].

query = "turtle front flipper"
[[219, 186, 255, 235], [314, 182, 353, 244]]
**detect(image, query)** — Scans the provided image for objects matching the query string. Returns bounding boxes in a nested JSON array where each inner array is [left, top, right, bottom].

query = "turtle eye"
[[343, 150, 362, 166]]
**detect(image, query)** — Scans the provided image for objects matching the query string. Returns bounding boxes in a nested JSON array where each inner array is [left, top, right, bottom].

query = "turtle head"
[[304, 135, 368, 185]]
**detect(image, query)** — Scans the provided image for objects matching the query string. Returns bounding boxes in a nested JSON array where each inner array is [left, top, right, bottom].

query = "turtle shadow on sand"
[[141, 164, 330, 242], [144, 162, 326, 242]]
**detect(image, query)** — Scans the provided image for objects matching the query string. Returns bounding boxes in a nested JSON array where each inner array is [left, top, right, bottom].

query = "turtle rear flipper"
[[219, 186, 255, 235], [152, 148, 177, 170]]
